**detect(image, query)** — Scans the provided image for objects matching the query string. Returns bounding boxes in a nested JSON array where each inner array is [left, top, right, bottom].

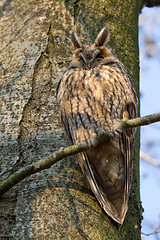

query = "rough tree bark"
[[0, 0, 141, 239]]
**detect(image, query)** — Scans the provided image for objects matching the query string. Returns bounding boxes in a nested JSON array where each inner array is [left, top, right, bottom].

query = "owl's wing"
[[76, 102, 136, 225], [58, 100, 136, 225], [121, 102, 137, 206]]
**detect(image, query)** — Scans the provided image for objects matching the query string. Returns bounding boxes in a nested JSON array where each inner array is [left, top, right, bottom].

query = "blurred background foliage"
[[139, 6, 160, 240]]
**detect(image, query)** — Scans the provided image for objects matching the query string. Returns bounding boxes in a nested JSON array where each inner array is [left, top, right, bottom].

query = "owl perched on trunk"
[[56, 27, 137, 225]]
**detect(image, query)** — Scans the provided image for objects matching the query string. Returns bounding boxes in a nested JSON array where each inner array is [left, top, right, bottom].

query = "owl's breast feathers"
[[57, 64, 137, 225]]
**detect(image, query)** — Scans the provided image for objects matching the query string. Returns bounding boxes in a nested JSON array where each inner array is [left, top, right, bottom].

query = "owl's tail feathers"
[[77, 140, 128, 225]]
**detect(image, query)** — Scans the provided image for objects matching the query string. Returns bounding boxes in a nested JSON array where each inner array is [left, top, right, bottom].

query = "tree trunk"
[[0, 0, 141, 239]]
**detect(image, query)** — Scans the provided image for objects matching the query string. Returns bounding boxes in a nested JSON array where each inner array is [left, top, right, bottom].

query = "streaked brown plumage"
[[56, 27, 137, 225]]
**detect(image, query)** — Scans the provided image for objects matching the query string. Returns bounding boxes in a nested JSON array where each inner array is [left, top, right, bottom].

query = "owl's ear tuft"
[[71, 32, 82, 49], [95, 27, 110, 46]]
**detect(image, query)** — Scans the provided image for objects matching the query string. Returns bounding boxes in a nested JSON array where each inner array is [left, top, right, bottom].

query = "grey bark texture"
[[0, 0, 142, 239]]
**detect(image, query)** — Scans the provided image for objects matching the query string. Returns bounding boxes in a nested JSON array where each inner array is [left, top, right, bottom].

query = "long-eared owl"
[[56, 27, 138, 225]]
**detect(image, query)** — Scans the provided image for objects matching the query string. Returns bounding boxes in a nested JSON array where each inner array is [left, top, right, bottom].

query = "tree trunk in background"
[[0, 0, 141, 239]]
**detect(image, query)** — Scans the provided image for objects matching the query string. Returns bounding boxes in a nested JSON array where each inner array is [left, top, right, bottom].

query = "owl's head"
[[70, 27, 117, 70]]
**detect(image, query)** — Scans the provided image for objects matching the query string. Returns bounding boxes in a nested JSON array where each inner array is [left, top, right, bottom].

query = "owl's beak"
[[86, 62, 91, 70]]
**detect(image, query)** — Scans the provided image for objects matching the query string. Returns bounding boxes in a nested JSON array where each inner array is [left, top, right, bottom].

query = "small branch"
[[113, 112, 160, 131], [114, 0, 122, 12], [0, 112, 160, 197], [140, 152, 160, 167], [0, 143, 88, 196], [141, 230, 160, 236], [135, 224, 160, 237]]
